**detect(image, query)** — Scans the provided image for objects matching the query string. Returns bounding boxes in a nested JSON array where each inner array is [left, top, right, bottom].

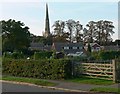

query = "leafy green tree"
[[30, 34, 47, 44], [66, 19, 76, 42], [96, 20, 114, 45], [1, 19, 31, 52], [114, 39, 120, 46], [52, 19, 83, 43], [83, 21, 97, 43], [83, 20, 114, 45], [87, 43, 91, 54], [52, 20, 68, 42], [52, 20, 65, 36], [74, 21, 83, 43]]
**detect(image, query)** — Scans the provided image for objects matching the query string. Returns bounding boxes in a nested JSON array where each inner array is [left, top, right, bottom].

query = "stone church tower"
[[43, 3, 51, 37]]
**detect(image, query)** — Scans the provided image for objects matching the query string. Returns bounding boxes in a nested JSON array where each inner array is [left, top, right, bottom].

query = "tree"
[[83, 21, 97, 43], [66, 19, 76, 42], [95, 20, 103, 44], [114, 39, 120, 46], [102, 20, 114, 45], [74, 21, 83, 43], [95, 20, 114, 45], [87, 43, 91, 53], [1, 19, 31, 52], [52, 20, 67, 42], [83, 20, 114, 45], [52, 20, 65, 36], [30, 34, 48, 44]]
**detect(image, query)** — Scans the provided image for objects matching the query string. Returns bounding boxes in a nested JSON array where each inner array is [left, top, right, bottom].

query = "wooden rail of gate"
[[74, 60, 118, 82]]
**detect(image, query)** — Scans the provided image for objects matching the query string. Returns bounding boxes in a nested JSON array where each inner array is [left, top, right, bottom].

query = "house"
[[51, 42, 85, 55], [84, 43, 101, 52], [29, 42, 44, 51], [101, 45, 120, 51], [29, 42, 51, 51], [29, 42, 86, 56]]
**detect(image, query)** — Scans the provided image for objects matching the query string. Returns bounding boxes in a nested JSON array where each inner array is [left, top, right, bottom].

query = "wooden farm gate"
[[73, 60, 118, 82]]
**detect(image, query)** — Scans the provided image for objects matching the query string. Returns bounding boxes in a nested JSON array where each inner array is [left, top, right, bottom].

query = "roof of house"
[[85, 43, 101, 47], [52, 42, 84, 54], [44, 45, 52, 51], [29, 42, 44, 50]]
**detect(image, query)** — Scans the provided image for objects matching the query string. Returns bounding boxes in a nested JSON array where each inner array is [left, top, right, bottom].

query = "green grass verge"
[[90, 87, 120, 93], [2, 76, 57, 86], [66, 76, 114, 85]]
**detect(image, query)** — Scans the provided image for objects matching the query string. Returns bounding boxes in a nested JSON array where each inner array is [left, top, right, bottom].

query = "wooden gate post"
[[112, 59, 117, 82]]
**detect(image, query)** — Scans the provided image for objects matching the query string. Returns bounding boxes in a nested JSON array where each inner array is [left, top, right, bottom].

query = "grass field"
[[66, 76, 115, 85], [2, 75, 57, 86], [90, 87, 120, 93]]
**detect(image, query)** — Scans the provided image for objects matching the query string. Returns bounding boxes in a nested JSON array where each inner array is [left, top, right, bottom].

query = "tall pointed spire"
[[44, 3, 50, 37]]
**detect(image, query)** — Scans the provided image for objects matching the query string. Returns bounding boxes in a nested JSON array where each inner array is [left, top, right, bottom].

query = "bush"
[[92, 51, 120, 60], [34, 51, 53, 59], [67, 56, 88, 62], [116, 60, 120, 82], [2, 58, 72, 80], [3, 51, 24, 59]]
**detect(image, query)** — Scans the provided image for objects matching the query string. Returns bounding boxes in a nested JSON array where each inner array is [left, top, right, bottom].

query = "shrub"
[[116, 60, 120, 82], [34, 51, 53, 59], [3, 51, 24, 59], [92, 51, 120, 60], [2, 58, 72, 80], [67, 56, 88, 62]]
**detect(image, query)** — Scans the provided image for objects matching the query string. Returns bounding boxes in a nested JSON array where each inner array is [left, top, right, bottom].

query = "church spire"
[[44, 3, 50, 37]]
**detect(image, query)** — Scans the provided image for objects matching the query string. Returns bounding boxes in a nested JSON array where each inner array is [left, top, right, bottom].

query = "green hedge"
[[2, 58, 72, 80], [92, 51, 120, 60], [34, 51, 53, 59], [116, 60, 120, 82], [3, 51, 24, 59]]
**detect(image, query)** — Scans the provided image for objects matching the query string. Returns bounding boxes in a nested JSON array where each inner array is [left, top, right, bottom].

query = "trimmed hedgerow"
[[3, 51, 24, 59], [92, 51, 120, 60], [34, 51, 53, 59], [2, 58, 72, 80]]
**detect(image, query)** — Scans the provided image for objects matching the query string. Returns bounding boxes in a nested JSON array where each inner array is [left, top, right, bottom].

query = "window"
[[78, 47, 83, 49], [96, 47, 100, 51], [63, 47, 69, 50], [73, 47, 77, 49]]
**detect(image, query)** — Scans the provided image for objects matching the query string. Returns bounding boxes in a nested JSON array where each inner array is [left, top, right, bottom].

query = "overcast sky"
[[1, 0, 119, 40]]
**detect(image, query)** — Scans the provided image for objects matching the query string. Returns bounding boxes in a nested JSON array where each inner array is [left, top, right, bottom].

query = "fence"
[[73, 60, 120, 82]]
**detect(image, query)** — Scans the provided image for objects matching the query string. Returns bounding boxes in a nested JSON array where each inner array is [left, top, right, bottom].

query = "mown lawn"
[[66, 76, 115, 85], [2, 75, 57, 86], [90, 87, 120, 93]]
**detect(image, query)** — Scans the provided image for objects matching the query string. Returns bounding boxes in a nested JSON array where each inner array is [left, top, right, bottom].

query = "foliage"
[[1, 19, 31, 52], [116, 60, 120, 82], [87, 43, 91, 54], [52, 19, 114, 44], [3, 51, 24, 59], [44, 35, 53, 45], [90, 87, 119, 93], [52, 20, 65, 36], [34, 51, 53, 59], [52, 19, 83, 43], [114, 39, 120, 45], [55, 52, 64, 59], [0, 36, 2, 51], [83, 21, 96, 43], [68, 56, 87, 62], [30, 34, 46, 43], [83, 20, 114, 45], [92, 51, 120, 60], [2, 58, 72, 80]]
